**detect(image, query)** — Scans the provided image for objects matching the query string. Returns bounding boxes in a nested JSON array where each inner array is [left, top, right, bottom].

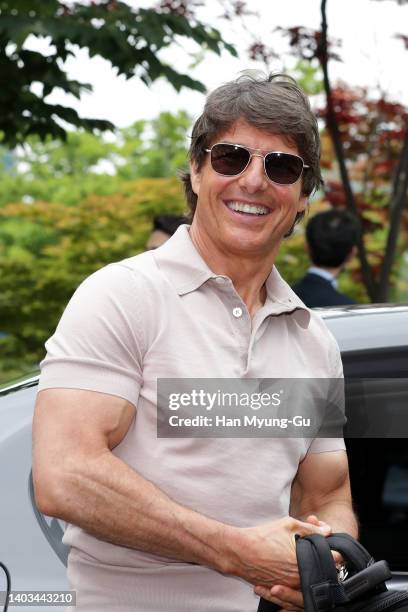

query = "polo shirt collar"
[[264, 267, 311, 326], [153, 224, 311, 324], [153, 224, 214, 294]]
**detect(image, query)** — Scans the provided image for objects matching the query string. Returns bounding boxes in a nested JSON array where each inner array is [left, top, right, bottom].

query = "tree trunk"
[[376, 130, 408, 301], [320, 0, 377, 301]]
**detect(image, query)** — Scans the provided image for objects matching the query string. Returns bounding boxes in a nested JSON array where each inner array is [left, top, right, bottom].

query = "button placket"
[[218, 282, 250, 359], [244, 310, 272, 375]]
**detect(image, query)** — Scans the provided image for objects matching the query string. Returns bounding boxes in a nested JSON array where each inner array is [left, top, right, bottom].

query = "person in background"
[[292, 209, 359, 307], [145, 213, 189, 250]]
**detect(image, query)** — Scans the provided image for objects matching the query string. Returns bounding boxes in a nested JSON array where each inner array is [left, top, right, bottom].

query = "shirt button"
[[233, 307, 243, 318], [215, 277, 226, 284]]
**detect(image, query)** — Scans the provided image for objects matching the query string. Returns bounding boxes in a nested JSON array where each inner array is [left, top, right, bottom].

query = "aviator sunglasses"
[[205, 142, 309, 185]]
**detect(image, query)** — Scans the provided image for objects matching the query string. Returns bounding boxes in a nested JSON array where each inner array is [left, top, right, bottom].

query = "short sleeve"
[[307, 328, 346, 454], [37, 264, 145, 408]]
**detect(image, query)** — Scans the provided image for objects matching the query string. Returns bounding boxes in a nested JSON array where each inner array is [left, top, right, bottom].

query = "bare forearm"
[[299, 500, 358, 537], [290, 450, 358, 538], [36, 450, 339, 591], [41, 451, 234, 573]]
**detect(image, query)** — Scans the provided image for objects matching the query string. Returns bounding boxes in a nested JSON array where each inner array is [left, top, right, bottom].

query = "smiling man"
[[33, 73, 357, 612], [188, 120, 308, 317]]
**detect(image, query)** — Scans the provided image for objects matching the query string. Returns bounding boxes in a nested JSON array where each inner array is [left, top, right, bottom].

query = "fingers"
[[304, 518, 343, 565], [332, 550, 343, 565], [305, 514, 320, 525], [293, 518, 331, 537], [305, 514, 332, 532], [255, 584, 304, 611], [305, 514, 329, 528], [297, 518, 343, 568]]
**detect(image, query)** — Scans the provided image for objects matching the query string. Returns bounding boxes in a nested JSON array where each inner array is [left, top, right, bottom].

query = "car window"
[[342, 346, 408, 378], [342, 348, 408, 571]]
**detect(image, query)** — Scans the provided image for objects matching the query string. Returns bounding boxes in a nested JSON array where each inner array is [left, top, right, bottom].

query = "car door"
[[342, 345, 408, 583]]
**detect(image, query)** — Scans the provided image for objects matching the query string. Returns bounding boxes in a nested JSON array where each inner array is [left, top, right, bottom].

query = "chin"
[[227, 235, 274, 257]]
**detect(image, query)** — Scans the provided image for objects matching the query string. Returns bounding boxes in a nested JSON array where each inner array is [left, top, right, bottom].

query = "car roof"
[[0, 374, 40, 396], [320, 303, 408, 353]]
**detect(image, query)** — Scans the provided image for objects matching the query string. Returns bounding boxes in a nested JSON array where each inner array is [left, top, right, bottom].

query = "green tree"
[[0, 110, 192, 207], [0, 132, 121, 207], [116, 110, 192, 179], [0, 177, 187, 384], [0, 0, 236, 146], [318, 0, 408, 301]]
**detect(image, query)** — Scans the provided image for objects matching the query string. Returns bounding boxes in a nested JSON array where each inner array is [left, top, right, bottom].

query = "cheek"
[[196, 174, 233, 204], [274, 187, 306, 212]]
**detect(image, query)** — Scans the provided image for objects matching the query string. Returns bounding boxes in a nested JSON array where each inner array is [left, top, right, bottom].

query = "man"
[[145, 213, 188, 250], [292, 209, 359, 307], [33, 73, 357, 611]]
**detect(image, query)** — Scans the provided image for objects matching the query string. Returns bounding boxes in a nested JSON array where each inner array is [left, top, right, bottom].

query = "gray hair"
[[180, 71, 323, 227]]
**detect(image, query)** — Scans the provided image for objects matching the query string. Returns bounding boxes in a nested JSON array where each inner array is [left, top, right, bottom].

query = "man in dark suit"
[[292, 209, 359, 307]]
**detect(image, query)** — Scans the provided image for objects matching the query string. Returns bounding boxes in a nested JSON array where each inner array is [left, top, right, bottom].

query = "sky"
[[38, 0, 408, 127]]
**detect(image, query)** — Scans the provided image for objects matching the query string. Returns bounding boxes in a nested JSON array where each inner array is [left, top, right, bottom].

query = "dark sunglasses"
[[204, 142, 309, 185]]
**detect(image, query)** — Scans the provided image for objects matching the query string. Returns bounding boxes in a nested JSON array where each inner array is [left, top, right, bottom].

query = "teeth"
[[227, 202, 269, 215]]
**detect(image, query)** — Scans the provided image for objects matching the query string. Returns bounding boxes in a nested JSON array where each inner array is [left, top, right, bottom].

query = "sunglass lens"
[[210, 144, 250, 176], [265, 152, 303, 184]]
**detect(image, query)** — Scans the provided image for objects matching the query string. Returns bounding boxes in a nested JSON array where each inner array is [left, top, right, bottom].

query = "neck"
[[190, 224, 276, 317], [312, 265, 342, 278]]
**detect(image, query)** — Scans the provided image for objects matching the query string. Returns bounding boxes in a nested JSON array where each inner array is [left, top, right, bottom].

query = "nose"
[[237, 153, 268, 193]]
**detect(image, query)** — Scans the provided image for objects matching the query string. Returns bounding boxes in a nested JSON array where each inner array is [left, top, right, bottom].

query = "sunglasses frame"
[[204, 142, 310, 186]]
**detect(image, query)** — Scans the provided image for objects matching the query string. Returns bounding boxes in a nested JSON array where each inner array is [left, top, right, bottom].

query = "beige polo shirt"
[[38, 225, 345, 612]]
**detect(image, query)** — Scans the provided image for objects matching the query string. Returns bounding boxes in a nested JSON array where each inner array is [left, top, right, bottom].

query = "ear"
[[345, 245, 358, 264], [190, 161, 201, 196], [297, 195, 308, 214]]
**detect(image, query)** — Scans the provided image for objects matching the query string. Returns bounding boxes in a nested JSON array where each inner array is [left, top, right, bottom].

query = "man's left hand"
[[254, 583, 304, 611], [253, 514, 339, 611]]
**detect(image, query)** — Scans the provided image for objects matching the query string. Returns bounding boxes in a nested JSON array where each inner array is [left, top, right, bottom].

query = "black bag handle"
[[258, 535, 339, 612], [326, 533, 373, 572], [298, 534, 339, 583], [258, 533, 371, 612], [297, 535, 350, 611]]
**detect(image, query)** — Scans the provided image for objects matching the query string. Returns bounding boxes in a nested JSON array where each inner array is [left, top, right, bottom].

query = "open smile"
[[224, 200, 272, 218]]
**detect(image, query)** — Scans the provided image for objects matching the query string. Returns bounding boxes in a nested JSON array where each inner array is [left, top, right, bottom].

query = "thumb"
[[306, 514, 331, 530], [295, 519, 332, 537], [305, 514, 320, 525]]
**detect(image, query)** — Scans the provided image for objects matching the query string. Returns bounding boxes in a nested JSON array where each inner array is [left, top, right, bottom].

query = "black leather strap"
[[327, 533, 373, 572], [302, 534, 339, 583]]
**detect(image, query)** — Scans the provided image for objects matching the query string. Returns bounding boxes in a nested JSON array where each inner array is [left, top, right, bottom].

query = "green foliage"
[[318, 84, 408, 299], [0, 108, 192, 390], [0, 0, 236, 146], [292, 60, 324, 96], [0, 110, 192, 207], [0, 177, 187, 384], [116, 111, 192, 179]]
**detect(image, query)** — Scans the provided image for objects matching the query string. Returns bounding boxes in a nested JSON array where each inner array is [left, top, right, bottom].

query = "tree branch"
[[320, 0, 377, 301], [377, 129, 408, 301]]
